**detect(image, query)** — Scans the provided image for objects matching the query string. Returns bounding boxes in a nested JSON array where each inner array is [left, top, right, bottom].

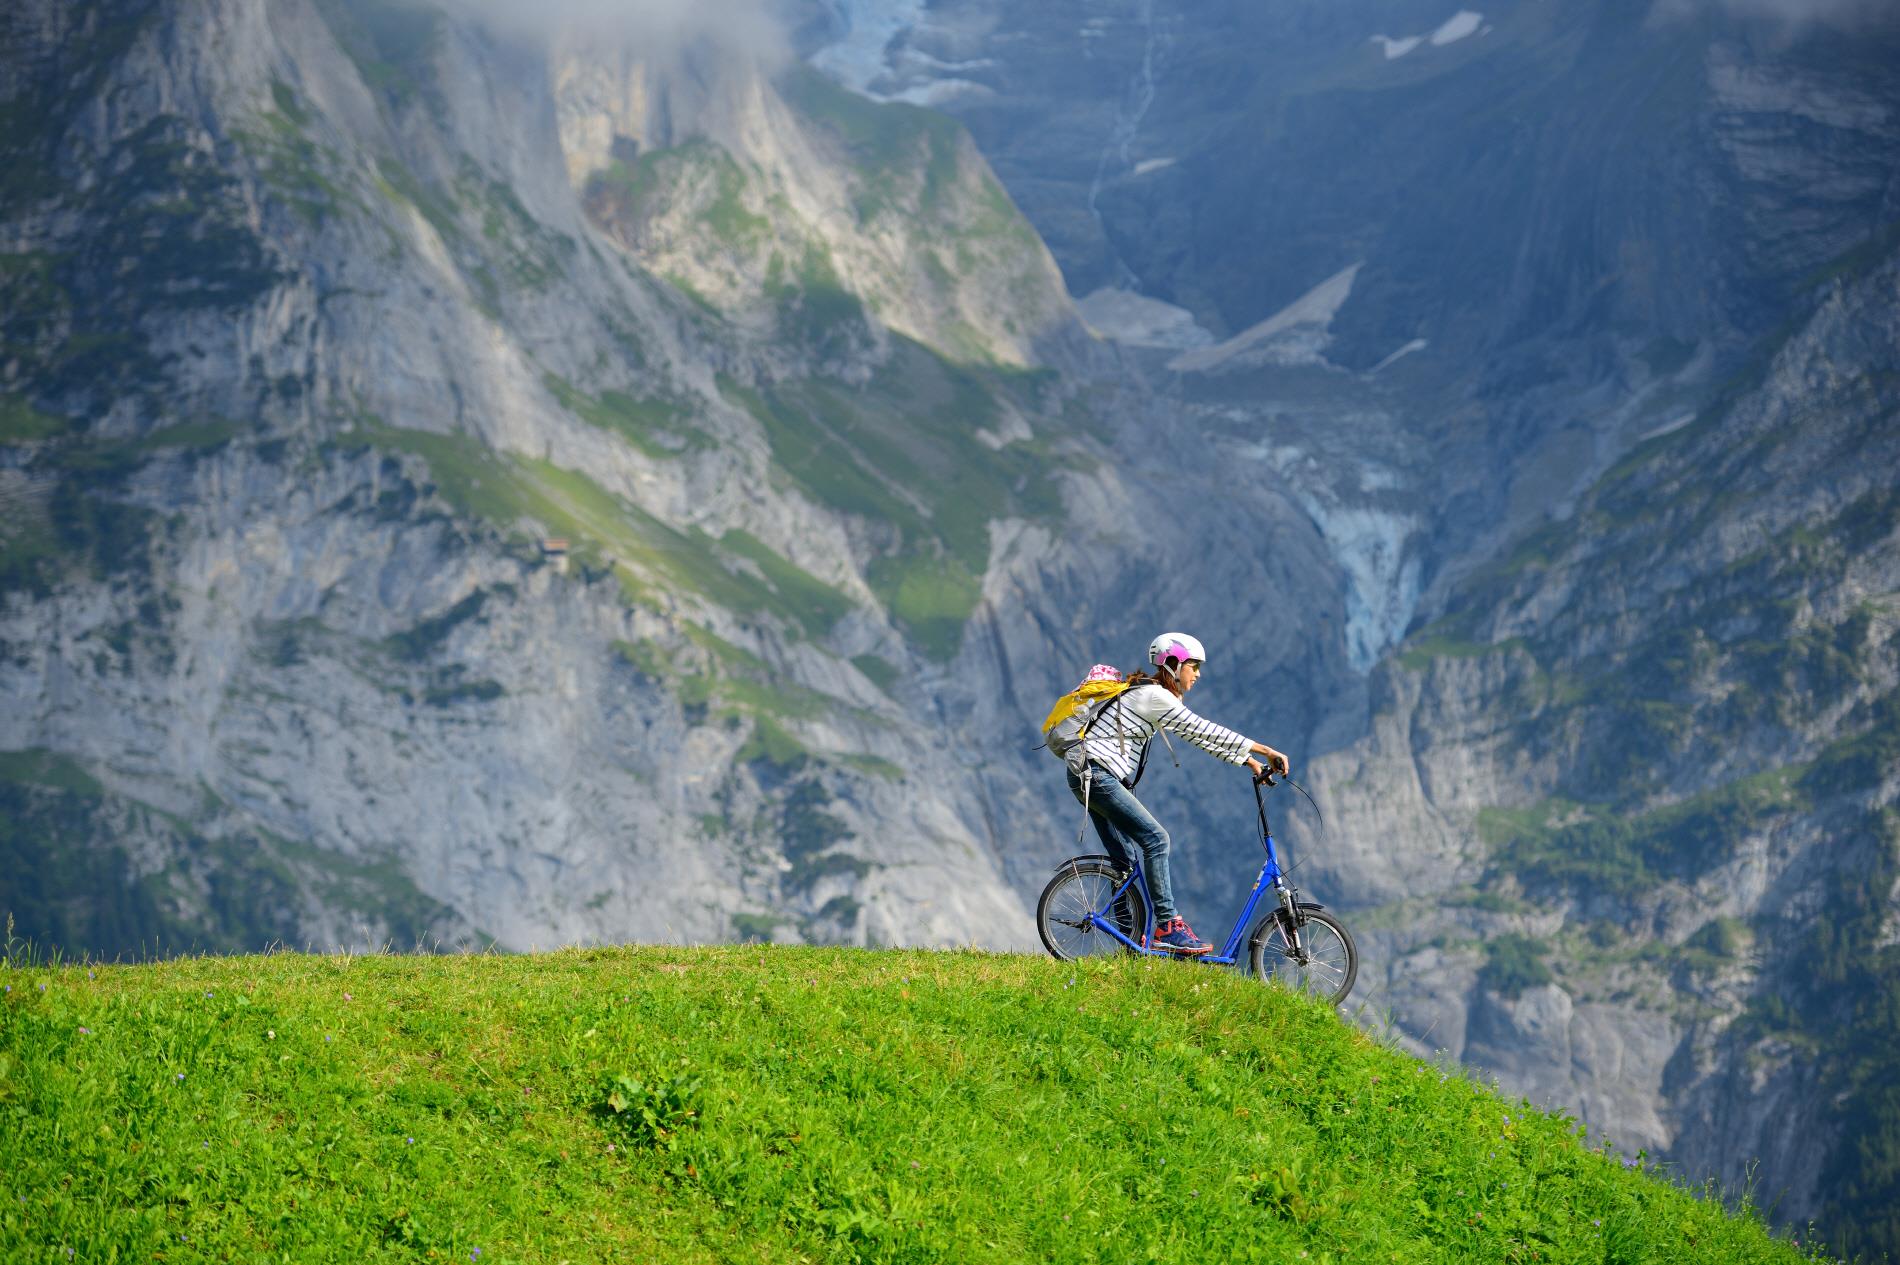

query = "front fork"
[[1274, 882, 1308, 960]]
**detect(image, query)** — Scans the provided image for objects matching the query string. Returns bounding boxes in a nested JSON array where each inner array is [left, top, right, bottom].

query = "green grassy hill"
[[0, 946, 1820, 1263]]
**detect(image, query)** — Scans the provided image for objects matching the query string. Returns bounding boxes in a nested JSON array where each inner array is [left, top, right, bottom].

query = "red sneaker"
[[1153, 918, 1212, 955]]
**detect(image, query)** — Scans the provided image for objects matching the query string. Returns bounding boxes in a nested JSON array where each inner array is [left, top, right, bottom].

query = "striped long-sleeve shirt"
[[1073, 684, 1254, 787]]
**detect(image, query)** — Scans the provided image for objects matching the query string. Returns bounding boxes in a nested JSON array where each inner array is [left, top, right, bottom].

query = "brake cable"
[[1257, 770, 1328, 842]]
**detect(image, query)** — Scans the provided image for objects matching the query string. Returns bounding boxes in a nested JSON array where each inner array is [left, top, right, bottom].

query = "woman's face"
[[1176, 660, 1202, 693]]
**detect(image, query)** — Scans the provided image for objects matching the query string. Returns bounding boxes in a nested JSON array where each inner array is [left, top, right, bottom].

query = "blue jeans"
[[1066, 766, 1178, 924]]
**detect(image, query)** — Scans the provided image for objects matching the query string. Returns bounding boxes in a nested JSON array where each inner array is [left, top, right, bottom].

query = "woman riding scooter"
[[1063, 632, 1290, 955]]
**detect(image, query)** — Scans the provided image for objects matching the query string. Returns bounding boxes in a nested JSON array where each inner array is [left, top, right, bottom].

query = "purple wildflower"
[[175, 1073, 185, 1081]]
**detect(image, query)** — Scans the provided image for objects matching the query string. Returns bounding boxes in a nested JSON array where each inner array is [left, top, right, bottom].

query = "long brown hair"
[[1123, 668, 1161, 688]]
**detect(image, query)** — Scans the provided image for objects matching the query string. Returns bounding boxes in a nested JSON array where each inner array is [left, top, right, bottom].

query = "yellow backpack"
[[1040, 666, 1134, 762]]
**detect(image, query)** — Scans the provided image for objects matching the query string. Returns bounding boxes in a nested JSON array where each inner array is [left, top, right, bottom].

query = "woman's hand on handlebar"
[[1246, 746, 1291, 784]]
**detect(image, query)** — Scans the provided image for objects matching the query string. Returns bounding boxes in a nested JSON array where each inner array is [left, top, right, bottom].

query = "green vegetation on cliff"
[[0, 753, 453, 961], [0, 415, 247, 597], [355, 423, 852, 640], [1476, 765, 1806, 898], [0, 114, 281, 410], [542, 373, 701, 461], [314, 0, 443, 113], [1413, 281, 1900, 1257], [0, 946, 1809, 1264], [560, 61, 1068, 664], [588, 140, 770, 250], [780, 66, 964, 225], [721, 342, 1061, 659]]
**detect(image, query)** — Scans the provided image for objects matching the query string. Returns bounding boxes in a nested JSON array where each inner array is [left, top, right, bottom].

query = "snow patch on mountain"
[[1432, 11, 1486, 45], [1314, 505, 1421, 673], [1232, 436, 1420, 672], [1168, 263, 1362, 372], [1639, 412, 1698, 442], [1371, 11, 1486, 60], [1371, 339, 1429, 373]]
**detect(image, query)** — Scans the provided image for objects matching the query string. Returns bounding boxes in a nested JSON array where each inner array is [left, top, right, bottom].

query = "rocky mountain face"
[[0, 0, 1110, 958], [1310, 250, 1900, 1255], [2, 0, 1896, 1251], [838, 0, 1900, 551], [820, 1, 1900, 1247], [0, 0, 1357, 964]]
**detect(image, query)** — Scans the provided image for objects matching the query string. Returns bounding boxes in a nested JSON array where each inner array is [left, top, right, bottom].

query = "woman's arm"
[[1133, 688, 1289, 776], [1144, 693, 1255, 766]]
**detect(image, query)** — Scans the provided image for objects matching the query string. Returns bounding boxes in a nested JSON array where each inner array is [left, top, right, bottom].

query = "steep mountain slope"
[[0, 0, 1116, 956], [831, 0, 1900, 591], [811, 9, 1900, 1242], [848, 0, 1900, 353], [0, 0, 1359, 965], [1305, 242, 1900, 1252]]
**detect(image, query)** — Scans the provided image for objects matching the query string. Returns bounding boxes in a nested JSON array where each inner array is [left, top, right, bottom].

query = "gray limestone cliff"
[[1304, 250, 1900, 1250], [0, 0, 1098, 955]]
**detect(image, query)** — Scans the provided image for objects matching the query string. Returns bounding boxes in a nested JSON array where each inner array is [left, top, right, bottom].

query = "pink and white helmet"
[[1148, 632, 1207, 672]]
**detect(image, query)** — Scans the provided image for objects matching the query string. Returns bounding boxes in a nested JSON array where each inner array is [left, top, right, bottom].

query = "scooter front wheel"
[[1248, 907, 1356, 1005]]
